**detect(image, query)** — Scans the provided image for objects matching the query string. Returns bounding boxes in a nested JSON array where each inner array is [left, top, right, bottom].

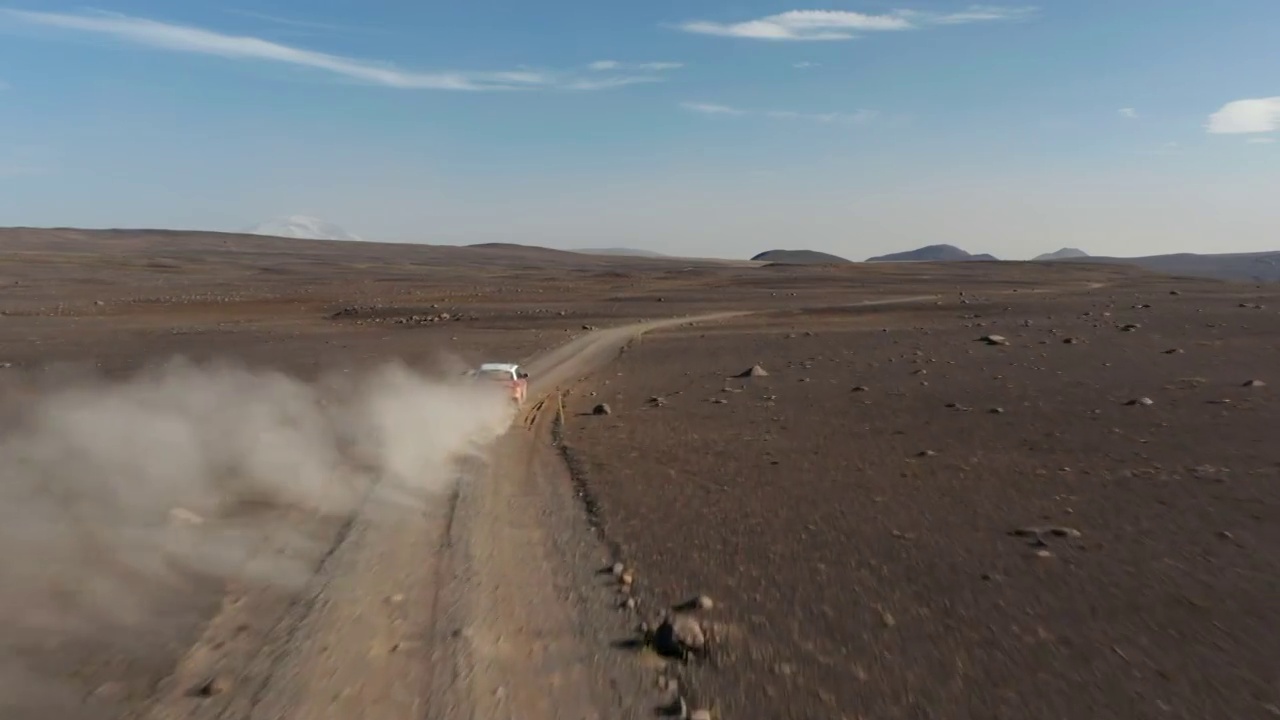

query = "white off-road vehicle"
[[464, 362, 529, 405]]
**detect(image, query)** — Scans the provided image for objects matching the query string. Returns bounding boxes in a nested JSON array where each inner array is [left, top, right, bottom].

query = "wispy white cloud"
[[219, 8, 360, 34], [910, 4, 1038, 25], [0, 79, 10, 91], [588, 60, 683, 72], [677, 5, 1035, 41], [1246, 137, 1276, 144], [565, 75, 664, 91], [681, 102, 747, 116], [682, 101, 876, 124], [1, 9, 656, 92], [1119, 107, 1138, 119], [793, 61, 821, 68], [1206, 97, 1280, 134]]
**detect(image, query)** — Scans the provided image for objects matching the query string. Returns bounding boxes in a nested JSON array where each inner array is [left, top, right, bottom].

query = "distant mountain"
[[751, 249, 852, 264], [1077, 251, 1280, 283], [866, 244, 998, 262], [575, 247, 669, 258], [1034, 248, 1089, 261], [246, 215, 363, 242]]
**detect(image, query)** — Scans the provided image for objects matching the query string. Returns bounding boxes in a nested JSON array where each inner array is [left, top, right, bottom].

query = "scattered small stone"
[[1034, 549, 1054, 559], [738, 365, 769, 378], [652, 614, 706, 658], [1012, 526, 1082, 541], [1062, 337, 1081, 344], [1120, 323, 1141, 332], [1217, 530, 1235, 541], [623, 596, 638, 610], [696, 595, 714, 610], [582, 324, 597, 330], [916, 450, 938, 457], [188, 675, 230, 698], [1243, 379, 1266, 388], [851, 385, 869, 392], [989, 407, 1005, 414], [592, 403, 612, 415], [1126, 397, 1154, 406], [611, 562, 625, 577], [979, 334, 1009, 346], [662, 695, 688, 719], [1163, 348, 1184, 354], [620, 571, 634, 587], [710, 398, 728, 404]]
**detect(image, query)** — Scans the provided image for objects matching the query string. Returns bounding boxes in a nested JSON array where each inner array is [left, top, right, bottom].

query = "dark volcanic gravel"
[[564, 282, 1280, 720]]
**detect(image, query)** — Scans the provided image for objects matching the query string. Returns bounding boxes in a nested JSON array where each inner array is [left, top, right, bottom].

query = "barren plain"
[[0, 228, 1276, 720]]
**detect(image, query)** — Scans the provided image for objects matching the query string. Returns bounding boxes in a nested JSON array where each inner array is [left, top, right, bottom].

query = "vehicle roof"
[[478, 363, 519, 372]]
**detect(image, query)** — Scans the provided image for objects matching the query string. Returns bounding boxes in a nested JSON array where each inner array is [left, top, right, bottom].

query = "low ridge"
[[866, 244, 998, 262], [751, 249, 852, 265]]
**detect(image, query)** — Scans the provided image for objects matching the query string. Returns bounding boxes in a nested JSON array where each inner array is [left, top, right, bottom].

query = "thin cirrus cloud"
[[588, 60, 684, 72], [1205, 97, 1280, 134], [0, 8, 664, 92], [1119, 107, 1138, 119], [681, 101, 877, 124], [677, 5, 1036, 41], [219, 8, 363, 34]]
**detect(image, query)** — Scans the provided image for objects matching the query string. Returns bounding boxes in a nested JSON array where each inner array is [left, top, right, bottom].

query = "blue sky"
[[0, 1, 1277, 259]]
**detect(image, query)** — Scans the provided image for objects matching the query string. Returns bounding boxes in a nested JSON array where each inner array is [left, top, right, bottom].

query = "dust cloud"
[[0, 356, 516, 714]]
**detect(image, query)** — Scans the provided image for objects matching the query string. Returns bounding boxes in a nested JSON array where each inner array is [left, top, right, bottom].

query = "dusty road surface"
[[126, 316, 720, 720], [1, 228, 1276, 720]]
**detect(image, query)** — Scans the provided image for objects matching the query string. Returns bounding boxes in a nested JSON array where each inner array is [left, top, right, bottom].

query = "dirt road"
[[117, 310, 738, 720]]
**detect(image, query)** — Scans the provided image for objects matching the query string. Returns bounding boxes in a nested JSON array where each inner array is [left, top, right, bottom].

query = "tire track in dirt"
[[425, 312, 754, 720]]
